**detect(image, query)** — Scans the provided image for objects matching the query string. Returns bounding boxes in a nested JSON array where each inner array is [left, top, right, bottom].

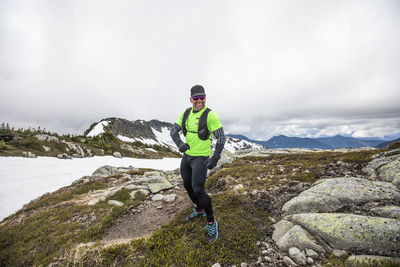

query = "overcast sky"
[[1, 0, 399, 140]]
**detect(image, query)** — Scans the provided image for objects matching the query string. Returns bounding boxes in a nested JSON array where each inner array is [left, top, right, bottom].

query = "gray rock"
[[43, 145, 51, 152], [113, 151, 122, 158], [306, 257, 314, 265], [272, 220, 295, 242], [151, 194, 164, 201], [108, 200, 124, 207], [331, 249, 347, 258], [57, 153, 72, 159], [211, 263, 221, 267], [288, 247, 306, 266], [346, 255, 400, 266], [63, 141, 85, 157], [163, 194, 177, 203], [378, 158, 400, 188], [305, 249, 319, 259], [92, 165, 132, 177], [275, 224, 326, 253], [36, 134, 59, 142], [148, 182, 173, 194], [283, 256, 298, 267], [290, 213, 400, 253], [283, 177, 400, 214], [370, 205, 400, 219]]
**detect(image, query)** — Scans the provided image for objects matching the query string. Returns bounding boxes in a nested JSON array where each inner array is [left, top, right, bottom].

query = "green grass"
[[72, 192, 270, 267]]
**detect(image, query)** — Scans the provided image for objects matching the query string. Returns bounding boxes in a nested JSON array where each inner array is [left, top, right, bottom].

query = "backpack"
[[182, 107, 211, 140]]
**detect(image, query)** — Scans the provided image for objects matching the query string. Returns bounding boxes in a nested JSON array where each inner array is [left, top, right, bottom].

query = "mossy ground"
[[0, 175, 146, 266]]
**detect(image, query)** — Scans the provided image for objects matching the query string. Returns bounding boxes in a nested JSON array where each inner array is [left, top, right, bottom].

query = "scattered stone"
[[331, 249, 347, 258], [163, 194, 177, 203], [113, 151, 122, 158], [240, 263, 248, 267], [148, 182, 173, 194], [23, 151, 37, 158], [35, 134, 59, 142], [306, 257, 314, 265], [283, 256, 298, 267], [305, 249, 319, 259], [264, 256, 272, 263], [211, 263, 221, 267], [43, 145, 51, 152], [151, 194, 164, 201], [288, 247, 306, 266], [57, 153, 72, 159], [108, 200, 124, 207]]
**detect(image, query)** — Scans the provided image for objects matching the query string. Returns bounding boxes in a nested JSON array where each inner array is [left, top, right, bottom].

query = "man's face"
[[190, 95, 206, 111]]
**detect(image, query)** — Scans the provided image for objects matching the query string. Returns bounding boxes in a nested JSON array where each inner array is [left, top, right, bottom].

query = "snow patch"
[[0, 156, 181, 221], [87, 121, 110, 137]]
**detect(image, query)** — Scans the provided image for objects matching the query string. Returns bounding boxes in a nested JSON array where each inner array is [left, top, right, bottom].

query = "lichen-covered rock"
[[370, 205, 400, 220], [272, 220, 295, 242], [290, 213, 400, 253], [275, 224, 326, 253], [288, 247, 306, 266], [282, 177, 400, 214], [346, 255, 400, 266], [378, 158, 400, 188]]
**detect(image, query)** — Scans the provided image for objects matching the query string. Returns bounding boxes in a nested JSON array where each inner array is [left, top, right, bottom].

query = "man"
[[170, 85, 226, 242]]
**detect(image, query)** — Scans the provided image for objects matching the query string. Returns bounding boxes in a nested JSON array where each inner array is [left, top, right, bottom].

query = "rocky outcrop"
[[282, 177, 400, 215], [80, 167, 179, 206], [272, 150, 400, 265]]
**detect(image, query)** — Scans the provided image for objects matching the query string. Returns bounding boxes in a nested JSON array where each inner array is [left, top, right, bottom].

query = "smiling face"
[[190, 95, 206, 111]]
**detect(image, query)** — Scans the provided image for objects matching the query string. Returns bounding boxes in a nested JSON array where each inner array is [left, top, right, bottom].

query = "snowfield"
[[0, 156, 181, 221]]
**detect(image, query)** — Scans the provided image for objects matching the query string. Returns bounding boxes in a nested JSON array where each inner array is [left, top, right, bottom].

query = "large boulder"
[[282, 177, 400, 214], [378, 157, 400, 188], [290, 213, 400, 253], [92, 165, 134, 177]]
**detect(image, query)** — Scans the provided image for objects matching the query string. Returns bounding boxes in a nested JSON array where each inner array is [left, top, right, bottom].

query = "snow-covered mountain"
[[85, 117, 264, 153]]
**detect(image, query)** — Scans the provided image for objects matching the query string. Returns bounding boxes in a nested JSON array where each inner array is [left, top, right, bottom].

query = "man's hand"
[[179, 143, 190, 153], [205, 156, 219, 169]]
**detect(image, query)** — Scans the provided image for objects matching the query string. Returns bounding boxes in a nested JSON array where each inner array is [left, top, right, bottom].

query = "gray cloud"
[[1, 0, 399, 140]]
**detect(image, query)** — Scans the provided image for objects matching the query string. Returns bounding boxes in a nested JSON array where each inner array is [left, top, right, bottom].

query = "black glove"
[[205, 156, 219, 169], [178, 143, 190, 153]]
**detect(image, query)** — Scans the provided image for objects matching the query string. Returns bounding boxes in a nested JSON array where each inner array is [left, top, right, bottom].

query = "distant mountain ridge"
[[85, 118, 264, 153], [227, 134, 394, 149]]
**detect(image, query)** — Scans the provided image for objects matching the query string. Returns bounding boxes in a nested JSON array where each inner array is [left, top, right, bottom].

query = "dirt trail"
[[102, 188, 191, 245]]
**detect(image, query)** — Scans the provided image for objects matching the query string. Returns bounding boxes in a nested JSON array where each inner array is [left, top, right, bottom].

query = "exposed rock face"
[[271, 150, 400, 265], [282, 177, 400, 215], [35, 134, 59, 142]]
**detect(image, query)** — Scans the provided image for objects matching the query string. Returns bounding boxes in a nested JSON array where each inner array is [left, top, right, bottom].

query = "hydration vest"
[[182, 107, 211, 140]]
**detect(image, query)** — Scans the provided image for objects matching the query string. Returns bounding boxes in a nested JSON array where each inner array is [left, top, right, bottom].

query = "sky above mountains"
[[1, 0, 399, 140]]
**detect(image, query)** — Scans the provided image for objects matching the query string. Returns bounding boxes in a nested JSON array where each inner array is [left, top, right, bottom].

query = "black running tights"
[[180, 153, 214, 222]]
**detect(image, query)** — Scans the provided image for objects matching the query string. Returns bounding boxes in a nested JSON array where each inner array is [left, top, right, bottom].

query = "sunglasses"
[[192, 95, 206, 100]]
